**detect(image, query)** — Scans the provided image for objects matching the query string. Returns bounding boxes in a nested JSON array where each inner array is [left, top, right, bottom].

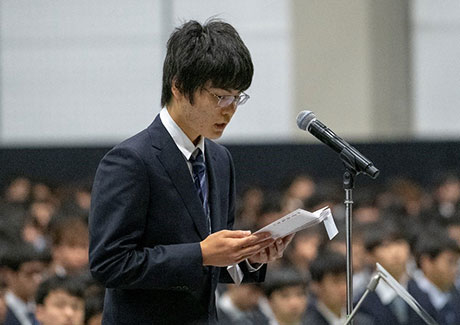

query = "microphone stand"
[[343, 168, 355, 323]]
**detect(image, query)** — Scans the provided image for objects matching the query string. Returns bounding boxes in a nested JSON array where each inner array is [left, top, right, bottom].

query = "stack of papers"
[[255, 206, 338, 240]]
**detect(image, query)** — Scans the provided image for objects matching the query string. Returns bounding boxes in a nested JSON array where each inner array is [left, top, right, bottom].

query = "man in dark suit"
[[89, 19, 293, 324], [408, 230, 460, 324]]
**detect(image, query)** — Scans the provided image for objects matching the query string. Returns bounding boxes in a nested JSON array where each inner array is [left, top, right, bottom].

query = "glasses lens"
[[218, 96, 235, 107]]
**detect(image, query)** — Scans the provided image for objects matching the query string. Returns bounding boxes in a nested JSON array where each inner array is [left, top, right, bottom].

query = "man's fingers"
[[220, 230, 252, 238], [237, 232, 272, 247], [236, 238, 275, 260]]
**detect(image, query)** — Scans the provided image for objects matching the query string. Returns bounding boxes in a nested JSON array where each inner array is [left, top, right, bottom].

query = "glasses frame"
[[204, 88, 250, 108]]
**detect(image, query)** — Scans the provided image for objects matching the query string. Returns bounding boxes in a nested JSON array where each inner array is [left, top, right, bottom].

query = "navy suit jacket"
[[89, 116, 265, 324], [356, 281, 437, 325], [408, 278, 460, 325]]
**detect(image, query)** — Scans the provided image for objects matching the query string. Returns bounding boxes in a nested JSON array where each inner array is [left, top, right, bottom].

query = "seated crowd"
[[0, 171, 459, 324]]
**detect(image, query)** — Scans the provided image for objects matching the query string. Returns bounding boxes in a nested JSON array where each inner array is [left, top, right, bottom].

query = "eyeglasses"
[[204, 88, 250, 108]]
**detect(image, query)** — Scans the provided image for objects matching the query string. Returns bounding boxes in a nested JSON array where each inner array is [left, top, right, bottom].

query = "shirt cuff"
[[245, 259, 264, 272]]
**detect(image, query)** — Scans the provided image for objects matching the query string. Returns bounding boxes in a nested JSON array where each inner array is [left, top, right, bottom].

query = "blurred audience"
[[0, 170, 459, 324]]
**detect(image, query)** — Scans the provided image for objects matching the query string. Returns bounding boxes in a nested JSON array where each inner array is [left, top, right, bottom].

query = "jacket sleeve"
[[89, 146, 205, 291]]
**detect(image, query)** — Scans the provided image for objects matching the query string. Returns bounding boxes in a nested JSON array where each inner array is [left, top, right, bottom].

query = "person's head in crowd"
[[309, 250, 347, 317], [35, 275, 85, 325], [22, 213, 48, 251], [255, 191, 284, 230], [262, 267, 308, 325], [389, 178, 426, 218], [320, 223, 368, 273], [414, 229, 460, 292], [284, 226, 322, 274], [447, 218, 460, 247], [432, 172, 460, 205], [235, 184, 264, 229], [31, 182, 54, 202], [3, 176, 32, 205], [0, 242, 50, 303], [364, 221, 410, 281], [29, 198, 57, 230], [353, 187, 380, 224], [48, 216, 89, 275], [224, 283, 264, 312], [281, 174, 316, 212]]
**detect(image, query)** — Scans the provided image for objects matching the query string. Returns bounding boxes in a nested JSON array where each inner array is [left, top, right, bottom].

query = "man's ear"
[[171, 78, 182, 99]]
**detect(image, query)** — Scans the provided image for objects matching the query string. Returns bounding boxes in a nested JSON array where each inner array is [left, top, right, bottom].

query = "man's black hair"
[[35, 275, 85, 305], [0, 242, 50, 272], [161, 19, 253, 107], [414, 230, 460, 268], [262, 267, 307, 298], [363, 221, 407, 252], [309, 250, 346, 283]]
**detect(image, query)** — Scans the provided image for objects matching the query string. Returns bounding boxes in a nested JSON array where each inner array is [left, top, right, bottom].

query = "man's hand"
[[200, 230, 275, 267], [247, 233, 295, 264]]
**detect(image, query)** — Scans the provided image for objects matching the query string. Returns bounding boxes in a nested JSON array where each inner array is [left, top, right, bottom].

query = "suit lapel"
[[148, 116, 209, 240], [205, 141, 222, 232]]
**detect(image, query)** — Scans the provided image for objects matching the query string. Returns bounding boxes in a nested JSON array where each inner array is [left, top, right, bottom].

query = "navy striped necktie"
[[190, 149, 211, 234]]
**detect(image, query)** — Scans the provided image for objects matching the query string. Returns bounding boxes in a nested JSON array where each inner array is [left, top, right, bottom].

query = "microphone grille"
[[296, 110, 316, 131]]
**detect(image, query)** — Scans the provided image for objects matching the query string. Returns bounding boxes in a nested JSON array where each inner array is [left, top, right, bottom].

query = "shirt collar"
[[316, 300, 346, 325], [375, 272, 409, 305], [413, 269, 450, 310], [160, 107, 205, 160], [5, 291, 35, 325]]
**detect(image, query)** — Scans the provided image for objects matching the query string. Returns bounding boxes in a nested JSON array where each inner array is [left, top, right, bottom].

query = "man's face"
[[269, 285, 307, 324], [6, 261, 45, 302], [36, 290, 85, 325], [423, 251, 459, 292], [53, 243, 89, 274], [170, 85, 238, 143], [314, 273, 347, 314], [370, 239, 410, 280]]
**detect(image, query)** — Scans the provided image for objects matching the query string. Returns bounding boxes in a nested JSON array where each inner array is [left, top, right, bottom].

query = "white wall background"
[[0, 0, 292, 145], [412, 0, 460, 139], [0, 0, 459, 146]]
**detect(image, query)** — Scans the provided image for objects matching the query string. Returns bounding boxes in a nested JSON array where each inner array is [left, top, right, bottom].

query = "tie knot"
[[190, 149, 206, 174]]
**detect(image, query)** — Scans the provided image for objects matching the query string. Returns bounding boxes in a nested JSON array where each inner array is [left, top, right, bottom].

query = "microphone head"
[[296, 110, 316, 131]]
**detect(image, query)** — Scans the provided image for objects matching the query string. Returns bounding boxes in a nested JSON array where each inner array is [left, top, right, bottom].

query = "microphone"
[[296, 110, 379, 179]]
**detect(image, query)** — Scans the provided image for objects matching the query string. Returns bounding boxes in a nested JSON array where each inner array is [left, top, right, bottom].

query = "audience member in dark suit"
[[304, 250, 372, 325], [1, 242, 48, 325], [89, 19, 293, 324], [409, 230, 460, 324], [261, 267, 308, 325], [216, 283, 269, 324], [355, 222, 415, 325]]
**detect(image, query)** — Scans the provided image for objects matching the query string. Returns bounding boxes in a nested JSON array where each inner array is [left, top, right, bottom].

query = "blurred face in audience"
[[313, 273, 347, 316], [227, 284, 263, 311], [269, 284, 307, 325], [421, 250, 460, 292], [54, 240, 89, 274], [5, 261, 45, 302], [36, 289, 85, 325], [370, 239, 410, 280]]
